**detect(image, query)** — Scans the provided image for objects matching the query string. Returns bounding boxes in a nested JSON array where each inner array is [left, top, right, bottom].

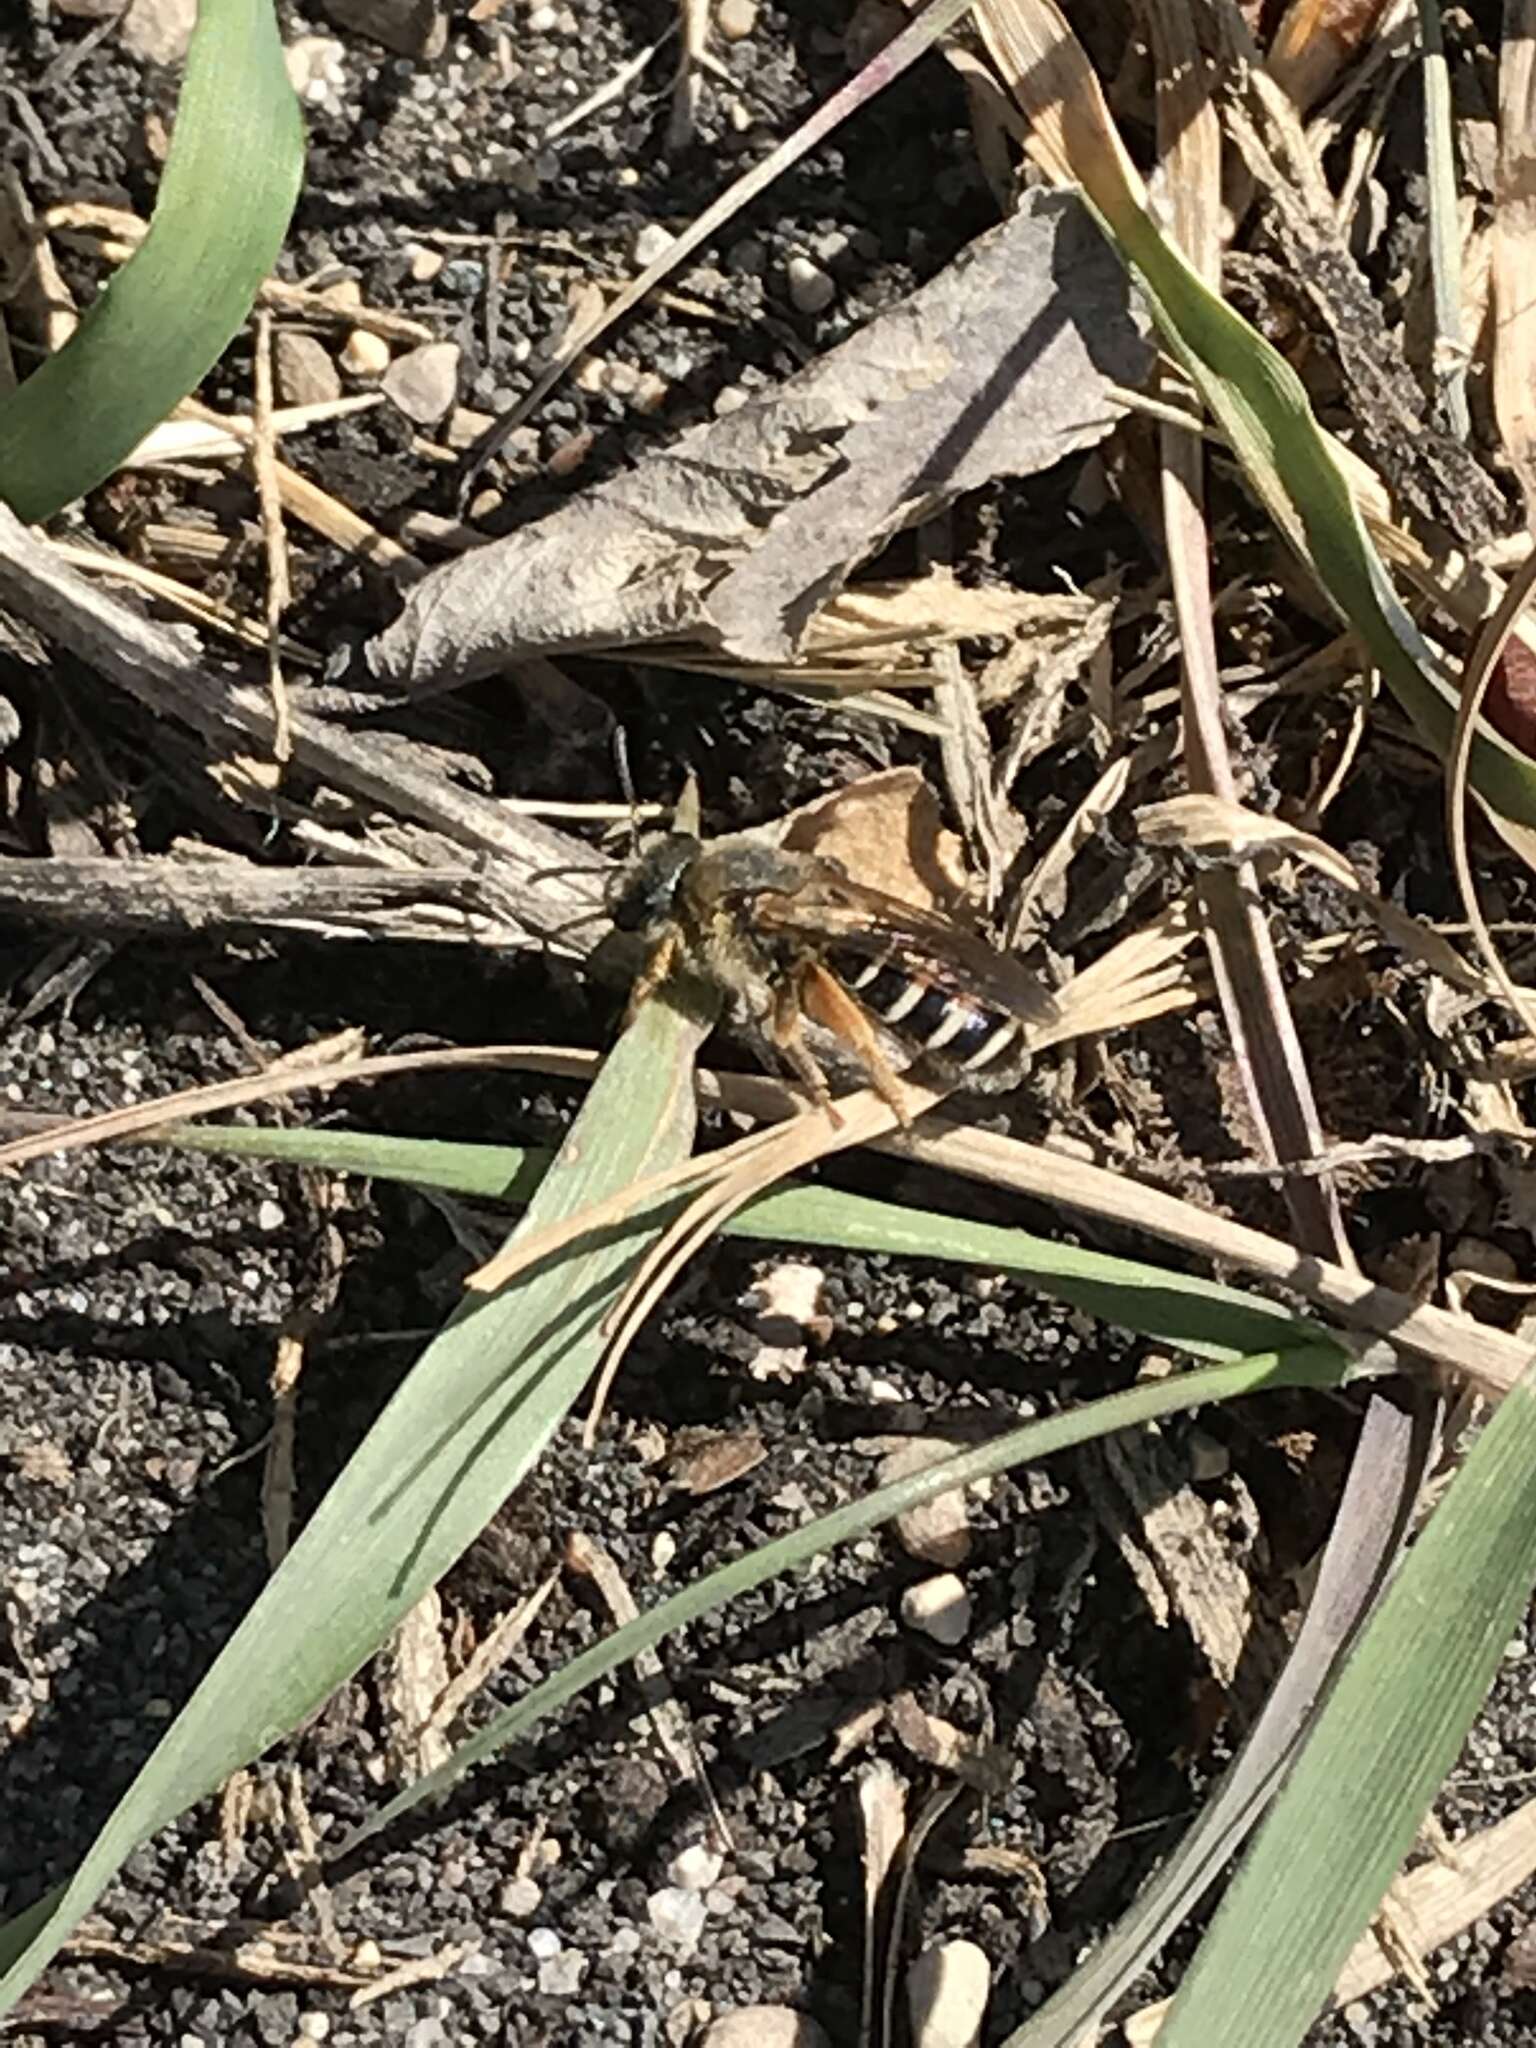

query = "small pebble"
[[273, 330, 341, 408], [537, 1950, 587, 1995], [633, 223, 677, 268], [382, 339, 461, 424], [648, 1886, 708, 1952], [340, 328, 390, 378], [669, 1842, 724, 1891], [907, 1939, 991, 2048], [713, 384, 750, 417], [499, 1875, 542, 1917], [407, 241, 445, 282], [785, 252, 835, 315], [295, 2017, 330, 2043], [256, 1200, 285, 1233], [527, 2, 557, 26], [716, 0, 756, 38], [879, 1440, 973, 1567], [284, 33, 346, 105], [526, 1926, 563, 1960], [900, 1573, 972, 1646], [699, 2010, 831, 2048]]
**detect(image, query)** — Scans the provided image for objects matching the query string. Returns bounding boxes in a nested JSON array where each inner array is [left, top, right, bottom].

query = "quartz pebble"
[[648, 1886, 708, 1952], [907, 1939, 991, 2048], [785, 252, 835, 315], [633, 223, 677, 268], [900, 1573, 972, 1645], [716, 0, 757, 37], [669, 1842, 725, 1891], [700, 2010, 832, 2048]]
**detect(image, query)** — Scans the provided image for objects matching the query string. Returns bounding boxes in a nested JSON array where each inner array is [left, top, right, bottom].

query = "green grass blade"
[[1157, 1363, 1536, 2047], [168, 1120, 1338, 1362], [341, 1343, 1352, 1851], [1103, 204, 1536, 827], [0, 0, 303, 521], [0, 1000, 702, 2016]]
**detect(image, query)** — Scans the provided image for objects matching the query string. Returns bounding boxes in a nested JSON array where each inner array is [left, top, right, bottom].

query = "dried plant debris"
[[360, 190, 1152, 692]]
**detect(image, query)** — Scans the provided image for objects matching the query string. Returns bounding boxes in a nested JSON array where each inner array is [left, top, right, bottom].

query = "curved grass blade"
[[0, 0, 303, 522], [1157, 1361, 1536, 2047], [340, 1343, 1353, 1853], [166, 1120, 1340, 1363], [977, 0, 1536, 828], [0, 998, 703, 2017]]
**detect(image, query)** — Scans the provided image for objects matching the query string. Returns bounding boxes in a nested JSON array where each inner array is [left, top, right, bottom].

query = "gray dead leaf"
[[363, 189, 1151, 692]]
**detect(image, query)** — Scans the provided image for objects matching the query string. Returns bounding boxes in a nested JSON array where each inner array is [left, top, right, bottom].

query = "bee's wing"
[[739, 868, 1062, 1030]]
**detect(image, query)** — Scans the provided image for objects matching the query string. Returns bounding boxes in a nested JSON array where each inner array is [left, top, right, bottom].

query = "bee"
[[609, 828, 1061, 1119]]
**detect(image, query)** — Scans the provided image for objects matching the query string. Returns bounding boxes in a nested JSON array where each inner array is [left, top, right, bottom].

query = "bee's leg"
[[769, 966, 838, 1120], [797, 958, 912, 1127], [625, 924, 682, 1023]]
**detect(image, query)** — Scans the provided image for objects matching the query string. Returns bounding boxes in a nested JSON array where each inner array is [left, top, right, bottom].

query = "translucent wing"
[[732, 861, 1062, 1031]]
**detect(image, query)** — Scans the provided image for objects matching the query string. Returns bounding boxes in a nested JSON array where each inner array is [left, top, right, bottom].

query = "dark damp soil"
[[4, 2, 1536, 2044]]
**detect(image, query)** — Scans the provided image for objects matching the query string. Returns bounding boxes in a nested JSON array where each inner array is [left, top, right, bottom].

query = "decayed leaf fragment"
[[361, 188, 1151, 692]]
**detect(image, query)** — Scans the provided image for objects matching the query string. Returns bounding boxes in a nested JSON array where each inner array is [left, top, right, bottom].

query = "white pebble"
[[256, 1200, 285, 1233], [669, 1842, 724, 1891], [499, 1875, 542, 1917], [699, 2009, 831, 2048], [647, 1885, 708, 1952], [527, 3, 557, 27], [716, 0, 757, 37], [633, 223, 677, 269], [907, 1939, 991, 2048], [900, 1574, 972, 1646], [526, 1925, 562, 1959], [785, 252, 835, 315], [296, 2016, 331, 2043]]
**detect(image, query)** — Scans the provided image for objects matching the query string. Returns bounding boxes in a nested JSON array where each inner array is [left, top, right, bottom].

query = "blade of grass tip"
[[459, 0, 980, 485], [975, 0, 1536, 831], [162, 1120, 1340, 1365], [1156, 1356, 1536, 2048], [0, 0, 303, 521], [338, 1342, 1353, 1855], [0, 997, 704, 2017], [999, 1392, 1425, 2047]]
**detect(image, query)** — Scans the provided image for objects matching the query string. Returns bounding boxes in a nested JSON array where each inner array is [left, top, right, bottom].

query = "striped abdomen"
[[826, 946, 1025, 1084]]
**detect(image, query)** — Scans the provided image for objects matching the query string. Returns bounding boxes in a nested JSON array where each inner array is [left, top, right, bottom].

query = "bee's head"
[[608, 832, 700, 934]]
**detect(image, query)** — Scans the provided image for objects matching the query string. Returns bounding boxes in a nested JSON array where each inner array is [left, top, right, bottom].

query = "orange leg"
[[797, 957, 912, 1125], [625, 924, 682, 1023], [769, 966, 838, 1120]]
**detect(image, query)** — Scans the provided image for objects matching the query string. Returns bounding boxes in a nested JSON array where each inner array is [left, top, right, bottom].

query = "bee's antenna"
[[613, 727, 643, 858]]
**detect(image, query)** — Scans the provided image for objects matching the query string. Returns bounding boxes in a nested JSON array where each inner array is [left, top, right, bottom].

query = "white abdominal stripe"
[[828, 950, 1022, 1072]]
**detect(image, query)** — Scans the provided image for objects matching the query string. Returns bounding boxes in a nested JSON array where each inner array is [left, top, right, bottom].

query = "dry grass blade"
[[0, 1044, 594, 1173], [581, 1077, 951, 1436], [1495, 0, 1536, 513], [1137, 794, 1503, 994], [1446, 544, 1536, 1042], [460, 0, 983, 484], [900, 1120, 1532, 1395]]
